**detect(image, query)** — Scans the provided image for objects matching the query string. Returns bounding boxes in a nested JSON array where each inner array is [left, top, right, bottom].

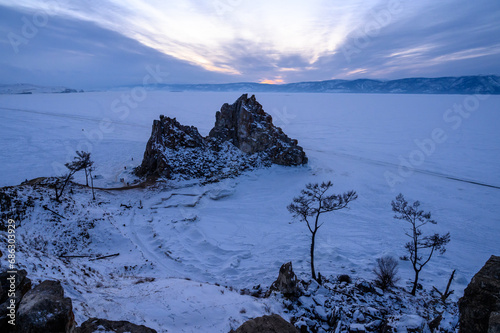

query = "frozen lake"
[[1, 91, 499, 331]]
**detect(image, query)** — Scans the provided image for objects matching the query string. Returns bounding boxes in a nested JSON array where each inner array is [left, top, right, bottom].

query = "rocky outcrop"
[[230, 314, 298, 333], [209, 94, 307, 166], [17, 280, 75, 333], [459, 255, 500, 333], [136, 94, 307, 180], [269, 262, 299, 297], [76, 318, 157, 333]]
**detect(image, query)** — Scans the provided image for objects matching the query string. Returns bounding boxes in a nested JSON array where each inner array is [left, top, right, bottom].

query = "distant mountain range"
[[153, 75, 500, 95], [0, 84, 81, 94], [2, 75, 499, 95]]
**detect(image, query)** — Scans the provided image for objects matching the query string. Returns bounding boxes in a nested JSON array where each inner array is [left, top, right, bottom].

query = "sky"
[[0, 0, 499, 88]]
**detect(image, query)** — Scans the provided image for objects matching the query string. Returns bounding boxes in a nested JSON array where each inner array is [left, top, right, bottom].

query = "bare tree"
[[432, 269, 456, 304], [391, 193, 450, 295], [288, 181, 357, 281], [52, 171, 77, 203]]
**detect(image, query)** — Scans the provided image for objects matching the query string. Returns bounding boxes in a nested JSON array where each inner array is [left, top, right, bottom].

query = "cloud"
[[0, 0, 499, 86], [0, 5, 237, 88]]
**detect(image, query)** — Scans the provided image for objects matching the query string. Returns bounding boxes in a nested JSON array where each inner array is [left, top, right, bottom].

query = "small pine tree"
[[74, 151, 93, 186], [53, 151, 94, 202], [391, 194, 450, 295], [288, 181, 357, 281]]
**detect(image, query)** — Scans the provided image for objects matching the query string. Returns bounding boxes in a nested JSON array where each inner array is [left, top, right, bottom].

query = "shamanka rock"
[[136, 94, 307, 180], [459, 255, 500, 333], [230, 314, 298, 333], [17, 280, 75, 333]]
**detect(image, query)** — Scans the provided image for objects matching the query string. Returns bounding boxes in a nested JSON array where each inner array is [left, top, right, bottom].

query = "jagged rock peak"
[[209, 94, 307, 166]]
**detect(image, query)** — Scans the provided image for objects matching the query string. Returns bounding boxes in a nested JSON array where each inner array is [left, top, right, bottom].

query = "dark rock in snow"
[[459, 255, 500, 333], [269, 262, 299, 297], [0, 269, 32, 332], [230, 314, 298, 333], [136, 94, 307, 180], [355, 280, 376, 294], [76, 318, 157, 333], [17, 280, 75, 333]]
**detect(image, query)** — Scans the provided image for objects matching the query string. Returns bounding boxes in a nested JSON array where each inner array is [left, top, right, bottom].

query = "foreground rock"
[[136, 94, 307, 180], [230, 314, 298, 333], [0, 270, 32, 332], [76, 318, 158, 333], [17, 280, 75, 333], [459, 255, 500, 333], [269, 262, 299, 297]]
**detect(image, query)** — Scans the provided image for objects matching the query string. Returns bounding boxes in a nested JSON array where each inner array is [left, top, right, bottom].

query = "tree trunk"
[[310, 230, 317, 281], [54, 186, 61, 203], [411, 269, 420, 295], [90, 169, 95, 200]]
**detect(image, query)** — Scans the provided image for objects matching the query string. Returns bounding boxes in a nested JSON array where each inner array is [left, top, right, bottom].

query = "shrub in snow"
[[337, 274, 352, 284], [373, 256, 400, 290]]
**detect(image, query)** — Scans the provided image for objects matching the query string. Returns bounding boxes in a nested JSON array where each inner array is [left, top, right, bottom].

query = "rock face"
[[230, 314, 298, 333], [76, 318, 157, 333], [269, 262, 299, 297], [209, 94, 307, 166], [459, 255, 500, 333], [136, 94, 307, 179], [17, 280, 75, 333]]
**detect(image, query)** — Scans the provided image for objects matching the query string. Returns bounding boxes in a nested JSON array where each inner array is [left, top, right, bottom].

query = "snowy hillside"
[[0, 91, 499, 332]]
